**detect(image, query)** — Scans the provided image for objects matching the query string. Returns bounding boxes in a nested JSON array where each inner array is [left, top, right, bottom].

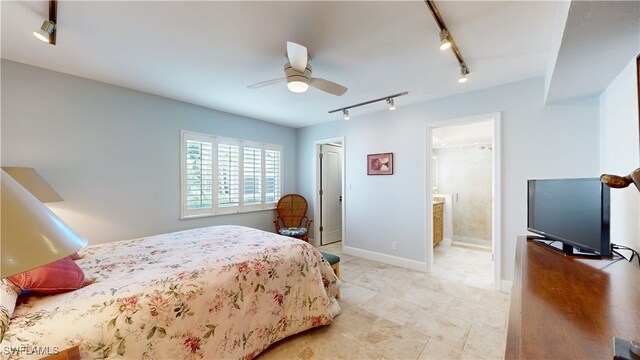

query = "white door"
[[320, 144, 342, 245]]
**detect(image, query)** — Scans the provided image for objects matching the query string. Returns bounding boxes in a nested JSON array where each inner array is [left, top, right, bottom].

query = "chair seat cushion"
[[278, 227, 307, 237], [320, 252, 340, 265]]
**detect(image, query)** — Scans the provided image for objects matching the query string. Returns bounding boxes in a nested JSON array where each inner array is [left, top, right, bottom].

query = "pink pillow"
[[8, 257, 88, 294]]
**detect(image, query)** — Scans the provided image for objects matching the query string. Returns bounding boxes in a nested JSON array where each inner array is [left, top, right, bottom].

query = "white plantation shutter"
[[243, 146, 262, 206], [265, 149, 281, 204], [185, 139, 213, 210], [180, 131, 283, 218], [217, 142, 240, 208]]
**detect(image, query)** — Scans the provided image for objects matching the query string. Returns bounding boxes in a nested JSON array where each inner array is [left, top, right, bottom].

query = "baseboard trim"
[[342, 246, 428, 272], [500, 280, 513, 293]]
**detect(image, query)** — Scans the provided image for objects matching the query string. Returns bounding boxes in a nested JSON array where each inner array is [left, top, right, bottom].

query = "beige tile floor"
[[258, 240, 508, 360]]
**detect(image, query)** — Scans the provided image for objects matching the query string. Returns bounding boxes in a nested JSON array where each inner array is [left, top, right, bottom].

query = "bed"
[[1, 225, 341, 359]]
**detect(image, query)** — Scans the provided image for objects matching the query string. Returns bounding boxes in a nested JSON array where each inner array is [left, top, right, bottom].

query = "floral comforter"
[[1, 225, 340, 359]]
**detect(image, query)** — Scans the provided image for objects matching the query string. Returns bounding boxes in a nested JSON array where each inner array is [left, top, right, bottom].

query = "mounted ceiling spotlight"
[[329, 92, 408, 120], [459, 66, 469, 83], [33, 20, 55, 43], [438, 29, 451, 51], [387, 98, 396, 111], [424, 0, 469, 83], [33, 0, 57, 45]]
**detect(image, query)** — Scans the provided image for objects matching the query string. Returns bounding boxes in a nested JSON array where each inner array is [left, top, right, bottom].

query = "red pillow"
[[8, 257, 87, 294]]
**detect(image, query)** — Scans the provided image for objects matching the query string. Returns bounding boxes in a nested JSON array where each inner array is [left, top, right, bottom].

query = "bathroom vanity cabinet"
[[433, 201, 444, 247]]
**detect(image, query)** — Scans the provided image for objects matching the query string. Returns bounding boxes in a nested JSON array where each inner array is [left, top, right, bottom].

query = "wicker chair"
[[274, 194, 313, 241]]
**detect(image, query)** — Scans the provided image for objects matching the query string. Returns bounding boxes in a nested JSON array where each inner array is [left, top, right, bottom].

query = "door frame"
[[314, 136, 346, 248], [425, 112, 503, 291]]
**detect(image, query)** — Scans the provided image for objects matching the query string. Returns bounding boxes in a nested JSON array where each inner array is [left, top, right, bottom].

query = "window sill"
[[180, 206, 277, 220]]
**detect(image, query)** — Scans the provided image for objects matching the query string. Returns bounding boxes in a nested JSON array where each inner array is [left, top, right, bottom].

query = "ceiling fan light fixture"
[[284, 63, 311, 93], [439, 29, 451, 51], [286, 79, 309, 93], [343, 109, 350, 121], [387, 98, 396, 111], [33, 20, 55, 43]]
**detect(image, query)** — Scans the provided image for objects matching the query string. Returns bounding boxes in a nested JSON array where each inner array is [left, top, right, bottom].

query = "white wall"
[[297, 78, 600, 282], [599, 57, 640, 251], [1, 60, 298, 244]]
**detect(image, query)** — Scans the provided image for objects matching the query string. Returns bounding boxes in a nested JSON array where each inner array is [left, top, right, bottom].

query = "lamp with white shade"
[[1, 169, 87, 278]]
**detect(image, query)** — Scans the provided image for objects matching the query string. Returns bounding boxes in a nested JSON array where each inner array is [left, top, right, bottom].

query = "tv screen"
[[527, 178, 610, 255]]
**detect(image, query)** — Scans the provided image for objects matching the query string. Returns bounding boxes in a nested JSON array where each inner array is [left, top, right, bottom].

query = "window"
[[180, 131, 283, 218], [243, 147, 261, 206]]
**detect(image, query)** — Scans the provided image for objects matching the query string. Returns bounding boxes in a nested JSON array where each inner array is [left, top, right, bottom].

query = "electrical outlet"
[[392, 241, 398, 250]]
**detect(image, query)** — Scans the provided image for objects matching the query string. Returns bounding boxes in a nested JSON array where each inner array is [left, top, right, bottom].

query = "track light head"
[[387, 98, 396, 111], [33, 20, 55, 43], [343, 109, 350, 121], [458, 66, 469, 83], [439, 29, 451, 51]]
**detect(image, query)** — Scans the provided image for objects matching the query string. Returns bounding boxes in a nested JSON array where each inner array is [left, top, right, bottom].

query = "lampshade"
[[1, 169, 87, 278], [1, 167, 63, 202]]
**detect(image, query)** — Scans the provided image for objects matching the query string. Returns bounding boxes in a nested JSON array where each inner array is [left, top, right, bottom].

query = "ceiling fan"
[[247, 42, 348, 96]]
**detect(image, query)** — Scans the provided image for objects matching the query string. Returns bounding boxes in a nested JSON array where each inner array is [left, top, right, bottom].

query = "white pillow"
[[0, 279, 20, 341]]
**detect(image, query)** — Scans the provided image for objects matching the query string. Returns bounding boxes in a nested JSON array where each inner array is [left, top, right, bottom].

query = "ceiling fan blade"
[[246, 77, 285, 89], [309, 78, 348, 96], [287, 41, 308, 73]]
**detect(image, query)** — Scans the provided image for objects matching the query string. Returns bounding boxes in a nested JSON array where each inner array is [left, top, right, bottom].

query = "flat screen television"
[[527, 178, 611, 256]]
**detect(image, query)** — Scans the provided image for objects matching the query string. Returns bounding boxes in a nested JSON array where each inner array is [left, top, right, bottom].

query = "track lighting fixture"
[[387, 98, 396, 111], [33, 20, 55, 43], [329, 92, 408, 120], [34, 1, 57, 45], [439, 29, 451, 51], [458, 66, 469, 83], [425, 1, 470, 83]]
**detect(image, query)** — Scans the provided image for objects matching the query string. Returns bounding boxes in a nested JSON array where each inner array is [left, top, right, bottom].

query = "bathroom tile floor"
[[258, 240, 508, 360]]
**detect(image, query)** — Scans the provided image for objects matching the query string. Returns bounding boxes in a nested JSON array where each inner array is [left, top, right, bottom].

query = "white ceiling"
[[1, 1, 635, 128], [545, 1, 640, 103]]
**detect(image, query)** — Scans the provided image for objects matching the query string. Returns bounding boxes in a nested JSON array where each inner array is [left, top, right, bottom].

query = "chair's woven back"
[[276, 194, 308, 228]]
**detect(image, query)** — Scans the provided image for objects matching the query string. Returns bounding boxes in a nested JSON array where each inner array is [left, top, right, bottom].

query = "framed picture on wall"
[[367, 152, 393, 175]]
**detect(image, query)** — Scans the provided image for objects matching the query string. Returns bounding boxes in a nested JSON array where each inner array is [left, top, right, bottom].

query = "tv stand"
[[531, 238, 601, 258], [505, 237, 640, 359]]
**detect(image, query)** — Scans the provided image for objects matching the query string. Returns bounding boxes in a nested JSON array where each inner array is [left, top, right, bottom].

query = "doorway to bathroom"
[[427, 113, 502, 290]]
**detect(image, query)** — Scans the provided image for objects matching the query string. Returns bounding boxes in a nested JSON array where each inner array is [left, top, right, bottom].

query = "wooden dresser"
[[505, 237, 640, 359], [432, 201, 444, 247]]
